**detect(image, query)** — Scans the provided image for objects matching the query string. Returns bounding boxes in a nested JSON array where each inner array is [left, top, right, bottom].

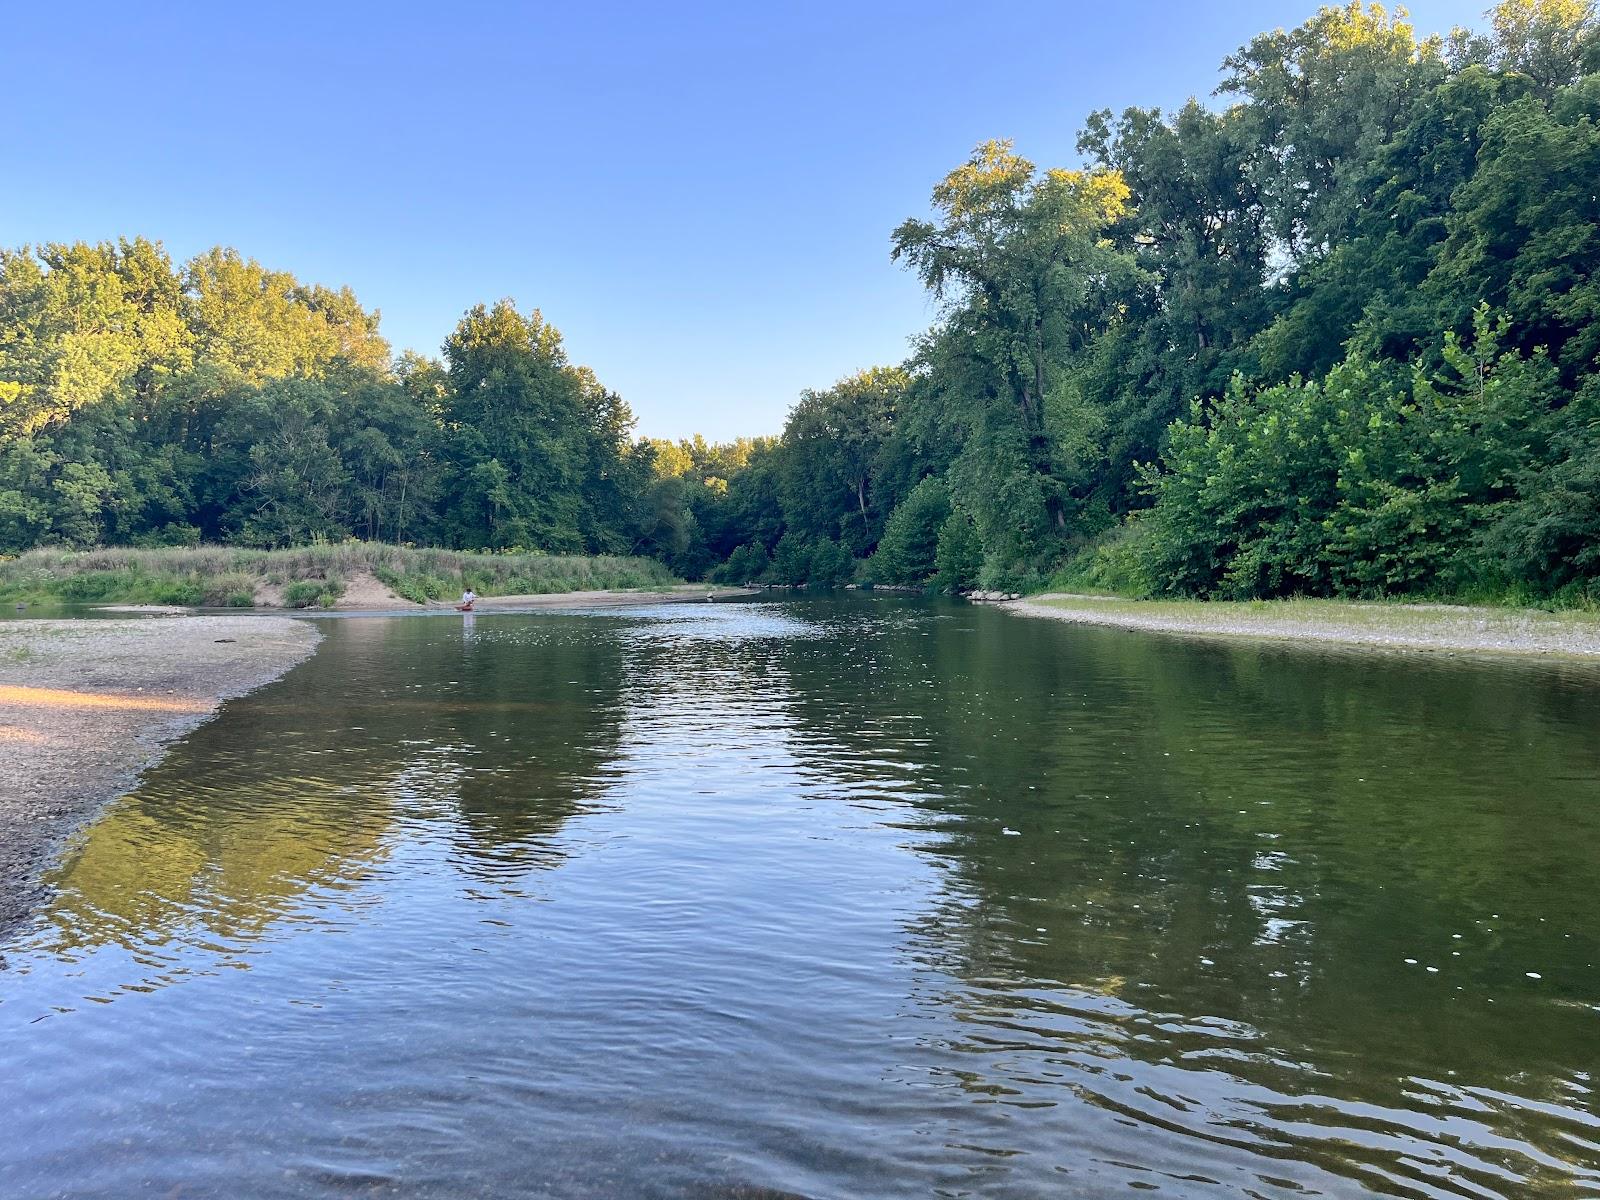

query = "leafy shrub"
[[769, 533, 812, 586], [808, 539, 855, 588], [870, 477, 949, 585], [375, 568, 452, 603], [1477, 384, 1600, 590], [1137, 312, 1590, 599], [976, 554, 1045, 595], [1049, 521, 1155, 597], [202, 572, 259, 607], [54, 571, 141, 602], [148, 578, 205, 606], [713, 542, 772, 585], [131, 524, 203, 548], [934, 509, 982, 592], [282, 577, 344, 608]]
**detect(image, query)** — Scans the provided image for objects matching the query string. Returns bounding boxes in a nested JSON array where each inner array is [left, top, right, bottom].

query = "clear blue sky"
[[7, 0, 1485, 439]]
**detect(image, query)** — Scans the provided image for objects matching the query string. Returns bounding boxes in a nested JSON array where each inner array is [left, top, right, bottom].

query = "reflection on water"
[[2, 596, 1598, 1199]]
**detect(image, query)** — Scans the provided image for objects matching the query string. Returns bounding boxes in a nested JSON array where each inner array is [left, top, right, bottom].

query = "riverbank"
[[0, 616, 320, 936], [1011, 592, 1600, 659], [432, 585, 752, 612], [0, 543, 679, 610], [104, 583, 756, 615]]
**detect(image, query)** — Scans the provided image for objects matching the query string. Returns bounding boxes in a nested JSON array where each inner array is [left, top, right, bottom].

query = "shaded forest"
[[4, 1, 1598, 602]]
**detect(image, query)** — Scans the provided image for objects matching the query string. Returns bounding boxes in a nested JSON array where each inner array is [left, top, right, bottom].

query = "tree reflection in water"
[[34, 613, 635, 976], [767, 596, 1600, 1193]]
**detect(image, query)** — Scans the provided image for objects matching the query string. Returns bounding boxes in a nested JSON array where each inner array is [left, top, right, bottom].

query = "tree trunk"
[[1032, 317, 1046, 433]]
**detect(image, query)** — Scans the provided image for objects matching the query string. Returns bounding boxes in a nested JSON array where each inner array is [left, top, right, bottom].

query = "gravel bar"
[[0, 616, 320, 937], [1009, 593, 1600, 659]]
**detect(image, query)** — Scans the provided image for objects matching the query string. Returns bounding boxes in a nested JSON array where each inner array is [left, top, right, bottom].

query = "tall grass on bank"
[[0, 544, 679, 609]]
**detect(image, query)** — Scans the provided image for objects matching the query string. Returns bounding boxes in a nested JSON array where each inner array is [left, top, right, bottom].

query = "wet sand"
[[0, 616, 320, 936]]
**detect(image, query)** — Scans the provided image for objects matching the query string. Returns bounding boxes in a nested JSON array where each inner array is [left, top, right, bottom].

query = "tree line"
[[4, 1, 1598, 603], [0, 245, 650, 555], [655, 0, 1600, 603]]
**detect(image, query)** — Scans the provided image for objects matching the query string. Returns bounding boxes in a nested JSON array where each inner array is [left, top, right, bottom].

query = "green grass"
[[373, 568, 452, 604], [0, 543, 679, 609], [281, 578, 346, 609]]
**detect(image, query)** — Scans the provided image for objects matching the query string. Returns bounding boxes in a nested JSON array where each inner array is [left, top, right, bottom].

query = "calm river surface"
[[2, 596, 1599, 1198]]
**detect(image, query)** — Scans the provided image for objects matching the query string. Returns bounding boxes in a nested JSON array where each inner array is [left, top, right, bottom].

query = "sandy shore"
[[1009, 592, 1600, 659], [0, 616, 320, 936]]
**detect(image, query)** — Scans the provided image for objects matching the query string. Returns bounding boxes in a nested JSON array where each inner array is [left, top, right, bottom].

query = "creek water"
[[2, 595, 1598, 1198]]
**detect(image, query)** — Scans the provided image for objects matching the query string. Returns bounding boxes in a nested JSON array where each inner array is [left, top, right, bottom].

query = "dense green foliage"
[[4, 2, 1597, 604], [0, 245, 652, 555], [1135, 310, 1600, 599], [658, 0, 1600, 602]]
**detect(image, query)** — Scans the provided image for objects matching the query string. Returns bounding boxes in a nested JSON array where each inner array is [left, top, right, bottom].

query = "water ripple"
[[2, 597, 1597, 1198]]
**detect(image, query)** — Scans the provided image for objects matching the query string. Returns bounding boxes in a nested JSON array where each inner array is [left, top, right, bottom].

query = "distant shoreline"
[[101, 583, 759, 615], [1007, 593, 1600, 660], [0, 545, 688, 613], [364, 584, 756, 613]]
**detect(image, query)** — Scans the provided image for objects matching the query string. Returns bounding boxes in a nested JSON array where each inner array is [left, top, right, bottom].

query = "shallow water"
[[2, 595, 1598, 1199]]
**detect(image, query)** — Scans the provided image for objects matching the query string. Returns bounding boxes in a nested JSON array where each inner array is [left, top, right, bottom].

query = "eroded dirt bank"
[[0, 616, 320, 936]]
